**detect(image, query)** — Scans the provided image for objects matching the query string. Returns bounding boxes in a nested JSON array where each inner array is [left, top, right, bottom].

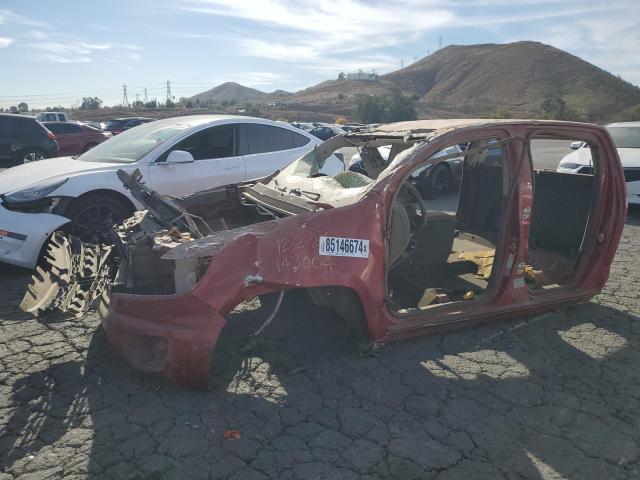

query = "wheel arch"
[[306, 285, 372, 350], [59, 189, 136, 217]]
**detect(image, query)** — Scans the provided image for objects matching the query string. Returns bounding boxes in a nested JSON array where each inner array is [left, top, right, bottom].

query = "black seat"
[[529, 171, 594, 256], [412, 211, 456, 268]]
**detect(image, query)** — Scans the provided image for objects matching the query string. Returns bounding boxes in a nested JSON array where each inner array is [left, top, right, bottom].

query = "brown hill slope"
[[384, 41, 640, 120]]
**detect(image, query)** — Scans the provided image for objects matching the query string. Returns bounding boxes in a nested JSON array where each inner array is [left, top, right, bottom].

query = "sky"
[[0, 0, 638, 109]]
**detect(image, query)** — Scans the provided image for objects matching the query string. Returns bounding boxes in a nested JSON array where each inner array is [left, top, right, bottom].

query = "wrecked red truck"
[[21, 119, 627, 388]]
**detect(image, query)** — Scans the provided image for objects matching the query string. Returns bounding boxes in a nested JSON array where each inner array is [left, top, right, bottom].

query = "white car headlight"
[[3, 178, 68, 204]]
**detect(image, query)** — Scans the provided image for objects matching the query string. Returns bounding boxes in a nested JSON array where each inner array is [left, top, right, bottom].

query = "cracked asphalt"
[[0, 212, 638, 479]]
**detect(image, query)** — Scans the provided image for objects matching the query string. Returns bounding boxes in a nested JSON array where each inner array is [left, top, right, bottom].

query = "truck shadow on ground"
[[2, 291, 640, 479]]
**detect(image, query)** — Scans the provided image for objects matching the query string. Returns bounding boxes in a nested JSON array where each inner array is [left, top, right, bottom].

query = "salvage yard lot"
[[1, 142, 639, 480]]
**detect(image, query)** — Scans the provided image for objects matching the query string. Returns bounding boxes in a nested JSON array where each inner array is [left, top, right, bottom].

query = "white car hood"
[[561, 147, 640, 168], [0, 157, 122, 195]]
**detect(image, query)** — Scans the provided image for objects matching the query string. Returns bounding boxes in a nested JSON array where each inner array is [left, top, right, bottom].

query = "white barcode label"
[[319, 236, 369, 258]]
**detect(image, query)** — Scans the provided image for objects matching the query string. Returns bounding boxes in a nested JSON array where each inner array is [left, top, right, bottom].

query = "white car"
[[557, 122, 640, 206], [0, 115, 343, 268], [34, 111, 70, 122]]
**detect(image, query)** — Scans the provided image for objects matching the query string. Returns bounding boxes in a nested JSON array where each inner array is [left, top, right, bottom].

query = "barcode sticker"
[[319, 236, 369, 258]]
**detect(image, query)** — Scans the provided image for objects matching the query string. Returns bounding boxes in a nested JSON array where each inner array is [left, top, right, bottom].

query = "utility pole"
[[438, 35, 442, 50], [400, 59, 404, 69], [144, 88, 148, 104], [166, 80, 172, 104], [121, 84, 129, 108]]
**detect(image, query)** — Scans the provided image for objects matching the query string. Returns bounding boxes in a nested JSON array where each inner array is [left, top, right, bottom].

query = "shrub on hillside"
[[356, 88, 417, 124], [540, 97, 582, 121]]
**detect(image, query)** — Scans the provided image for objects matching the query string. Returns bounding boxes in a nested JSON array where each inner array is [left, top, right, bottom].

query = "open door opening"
[[387, 137, 510, 313], [526, 136, 598, 291]]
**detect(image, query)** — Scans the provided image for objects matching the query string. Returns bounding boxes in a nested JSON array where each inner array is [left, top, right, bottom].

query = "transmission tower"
[[135, 93, 140, 106], [400, 59, 404, 69], [144, 88, 148, 104], [166, 80, 172, 103], [121, 84, 129, 107]]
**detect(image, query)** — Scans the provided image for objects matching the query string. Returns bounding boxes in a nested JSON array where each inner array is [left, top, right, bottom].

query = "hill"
[[118, 42, 640, 123], [383, 41, 640, 121], [261, 41, 640, 122], [188, 81, 267, 104]]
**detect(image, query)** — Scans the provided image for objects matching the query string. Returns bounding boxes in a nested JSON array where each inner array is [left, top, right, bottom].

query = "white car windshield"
[[606, 126, 640, 149], [78, 121, 189, 163]]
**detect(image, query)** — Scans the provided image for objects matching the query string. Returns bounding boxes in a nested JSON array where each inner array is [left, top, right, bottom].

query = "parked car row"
[[292, 121, 353, 140], [0, 114, 159, 167], [2, 114, 638, 272], [0, 115, 343, 268]]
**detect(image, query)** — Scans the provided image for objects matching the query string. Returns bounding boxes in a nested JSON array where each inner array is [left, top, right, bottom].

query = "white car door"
[[238, 123, 314, 180], [147, 124, 245, 197]]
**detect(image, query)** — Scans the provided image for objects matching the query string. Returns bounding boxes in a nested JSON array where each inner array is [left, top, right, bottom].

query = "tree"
[[335, 117, 348, 125], [9, 106, 18, 113], [540, 96, 582, 121], [17, 102, 28, 112], [356, 88, 417, 124], [356, 95, 386, 124], [338, 72, 345, 80], [165, 99, 175, 108], [80, 97, 103, 110], [383, 87, 417, 123], [132, 100, 144, 109], [145, 100, 157, 109]]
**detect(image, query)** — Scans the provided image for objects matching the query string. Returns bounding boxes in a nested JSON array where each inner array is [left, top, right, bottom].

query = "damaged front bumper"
[[20, 168, 281, 388], [99, 291, 226, 388]]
